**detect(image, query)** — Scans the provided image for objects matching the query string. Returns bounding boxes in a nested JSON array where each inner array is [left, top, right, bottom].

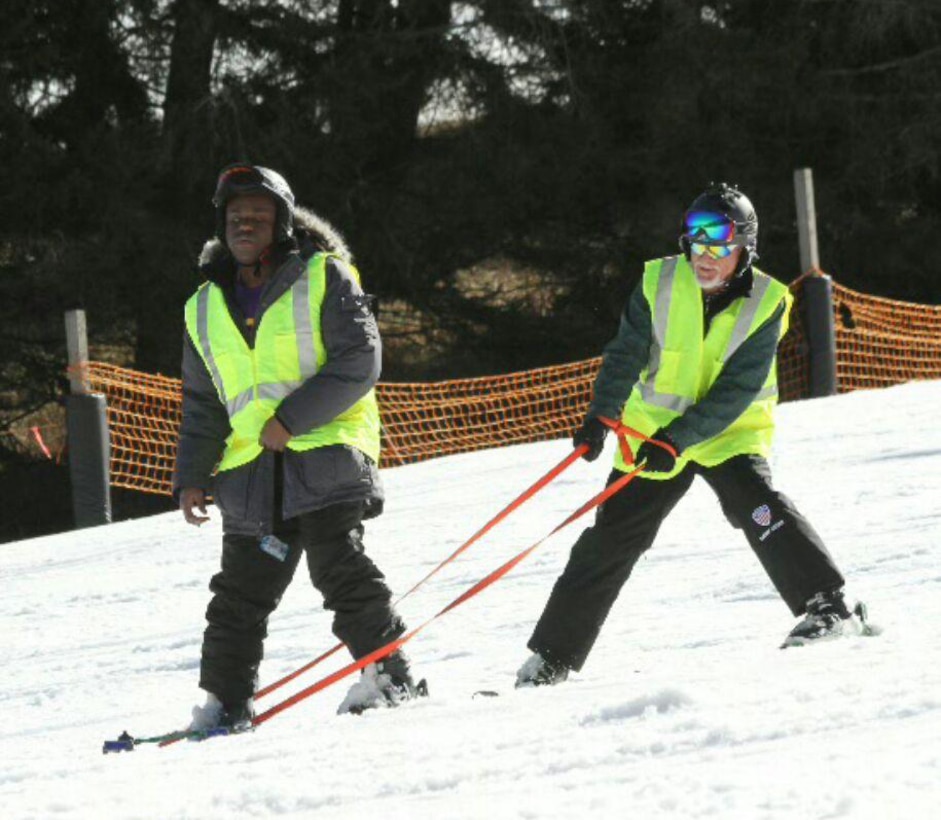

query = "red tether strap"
[[253, 446, 589, 700], [251, 436, 650, 729]]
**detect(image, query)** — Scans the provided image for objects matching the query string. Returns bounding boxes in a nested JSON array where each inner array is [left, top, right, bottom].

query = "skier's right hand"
[[180, 487, 210, 527], [572, 417, 608, 462]]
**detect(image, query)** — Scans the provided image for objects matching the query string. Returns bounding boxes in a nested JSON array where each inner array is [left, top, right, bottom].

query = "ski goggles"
[[213, 164, 266, 206], [689, 242, 736, 260], [682, 210, 737, 244]]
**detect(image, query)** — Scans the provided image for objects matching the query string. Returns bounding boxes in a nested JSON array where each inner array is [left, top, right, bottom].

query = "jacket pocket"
[[212, 458, 269, 533], [283, 445, 373, 513]]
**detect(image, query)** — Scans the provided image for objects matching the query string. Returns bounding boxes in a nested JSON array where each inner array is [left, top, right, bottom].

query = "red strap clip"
[[595, 416, 677, 468]]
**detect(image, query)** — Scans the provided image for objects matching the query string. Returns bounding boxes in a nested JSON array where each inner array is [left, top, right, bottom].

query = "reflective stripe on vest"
[[192, 271, 320, 417], [614, 255, 792, 476], [185, 253, 381, 472]]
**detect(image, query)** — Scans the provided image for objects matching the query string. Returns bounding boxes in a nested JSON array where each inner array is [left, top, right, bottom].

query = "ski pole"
[[253, 444, 590, 700], [250, 457, 647, 729]]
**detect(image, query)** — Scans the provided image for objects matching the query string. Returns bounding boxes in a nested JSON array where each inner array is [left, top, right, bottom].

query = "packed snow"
[[2, 381, 940, 820]]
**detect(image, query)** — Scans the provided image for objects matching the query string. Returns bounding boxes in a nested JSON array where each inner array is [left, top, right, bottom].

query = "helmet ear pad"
[[731, 243, 758, 278], [215, 208, 227, 243], [272, 201, 294, 244], [740, 242, 758, 271]]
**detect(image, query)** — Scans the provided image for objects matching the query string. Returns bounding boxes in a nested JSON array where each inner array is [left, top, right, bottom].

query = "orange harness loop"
[[597, 415, 678, 468]]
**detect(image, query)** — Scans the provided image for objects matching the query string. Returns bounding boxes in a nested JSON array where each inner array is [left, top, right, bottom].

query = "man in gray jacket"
[[174, 163, 421, 727]]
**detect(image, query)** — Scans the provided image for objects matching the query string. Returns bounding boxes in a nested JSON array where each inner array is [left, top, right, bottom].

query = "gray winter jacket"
[[172, 207, 384, 536]]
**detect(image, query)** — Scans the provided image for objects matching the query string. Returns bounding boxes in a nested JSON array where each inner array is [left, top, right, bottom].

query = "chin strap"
[[252, 246, 273, 281], [235, 245, 273, 287]]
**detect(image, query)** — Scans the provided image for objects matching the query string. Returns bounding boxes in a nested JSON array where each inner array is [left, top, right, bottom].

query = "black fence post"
[[65, 310, 112, 528], [793, 168, 837, 397], [802, 274, 838, 397]]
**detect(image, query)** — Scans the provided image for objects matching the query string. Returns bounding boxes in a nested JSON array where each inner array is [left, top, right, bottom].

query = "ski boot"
[[781, 589, 871, 648], [338, 651, 428, 715], [189, 693, 255, 732], [515, 652, 570, 688]]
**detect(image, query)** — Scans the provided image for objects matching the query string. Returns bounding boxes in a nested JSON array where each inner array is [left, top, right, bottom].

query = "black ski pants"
[[528, 454, 845, 671], [200, 500, 405, 703]]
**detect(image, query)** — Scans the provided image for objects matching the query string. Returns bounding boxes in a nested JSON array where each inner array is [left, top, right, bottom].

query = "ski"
[[102, 724, 252, 753]]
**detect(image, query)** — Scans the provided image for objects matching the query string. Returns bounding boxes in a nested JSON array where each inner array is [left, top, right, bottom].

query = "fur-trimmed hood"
[[197, 205, 352, 275]]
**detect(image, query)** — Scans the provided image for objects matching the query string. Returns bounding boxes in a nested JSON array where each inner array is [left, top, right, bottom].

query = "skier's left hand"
[[636, 428, 680, 473], [260, 416, 292, 451]]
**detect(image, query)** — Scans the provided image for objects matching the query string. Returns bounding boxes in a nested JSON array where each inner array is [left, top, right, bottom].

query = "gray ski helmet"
[[679, 182, 758, 267], [213, 163, 296, 243]]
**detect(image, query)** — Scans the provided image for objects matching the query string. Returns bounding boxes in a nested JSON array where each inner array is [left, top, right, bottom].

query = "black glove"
[[573, 417, 608, 462], [636, 428, 680, 473]]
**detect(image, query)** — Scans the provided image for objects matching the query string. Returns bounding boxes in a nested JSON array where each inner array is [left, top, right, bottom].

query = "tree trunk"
[[162, 0, 220, 207], [39, 0, 149, 142], [330, 0, 450, 180]]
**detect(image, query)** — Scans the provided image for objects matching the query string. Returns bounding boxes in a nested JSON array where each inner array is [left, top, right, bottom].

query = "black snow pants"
[[199, 500, 405, 703], [528, 454, 845, 671]]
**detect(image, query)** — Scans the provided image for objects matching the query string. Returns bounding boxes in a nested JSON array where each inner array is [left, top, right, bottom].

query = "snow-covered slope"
[[3, 381, 940, 820]]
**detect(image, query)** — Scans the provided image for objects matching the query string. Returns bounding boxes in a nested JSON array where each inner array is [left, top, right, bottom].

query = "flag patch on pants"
[[751, 504, 772, 527]]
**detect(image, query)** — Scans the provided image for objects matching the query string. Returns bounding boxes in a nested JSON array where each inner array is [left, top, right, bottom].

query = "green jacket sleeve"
[[587, 282, 652, 421], [666, 300, 787, 452]]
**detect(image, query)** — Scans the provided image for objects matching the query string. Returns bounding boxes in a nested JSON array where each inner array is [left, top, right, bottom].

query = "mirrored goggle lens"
[[684, 210, 736, 243], [690, 242, 735, 259]]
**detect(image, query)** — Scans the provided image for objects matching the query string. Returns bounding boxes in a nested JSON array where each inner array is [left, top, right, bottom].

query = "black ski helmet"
[[212, 163, 296, 244], [679, 182, 758, 268]]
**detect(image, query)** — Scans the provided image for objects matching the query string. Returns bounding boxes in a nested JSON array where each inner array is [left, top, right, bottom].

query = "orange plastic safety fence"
[[831, 282, 941, 391], [81, 358, 599, 496], [80, 365, 183, 495], [377, 358, 598, 468], [75, 275, 939, 496]]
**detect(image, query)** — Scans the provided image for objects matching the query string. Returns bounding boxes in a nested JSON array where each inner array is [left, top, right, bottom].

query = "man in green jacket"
[[516, 183, 868, 687]]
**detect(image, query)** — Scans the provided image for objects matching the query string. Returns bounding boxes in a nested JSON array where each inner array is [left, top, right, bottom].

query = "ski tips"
[[102, 724, 250, 754], [102, 731, 136, 754]]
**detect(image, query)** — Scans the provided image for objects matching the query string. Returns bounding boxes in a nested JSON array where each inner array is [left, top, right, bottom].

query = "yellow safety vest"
[[184, 253, 381, 473], [613, 255, 792, 478]]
